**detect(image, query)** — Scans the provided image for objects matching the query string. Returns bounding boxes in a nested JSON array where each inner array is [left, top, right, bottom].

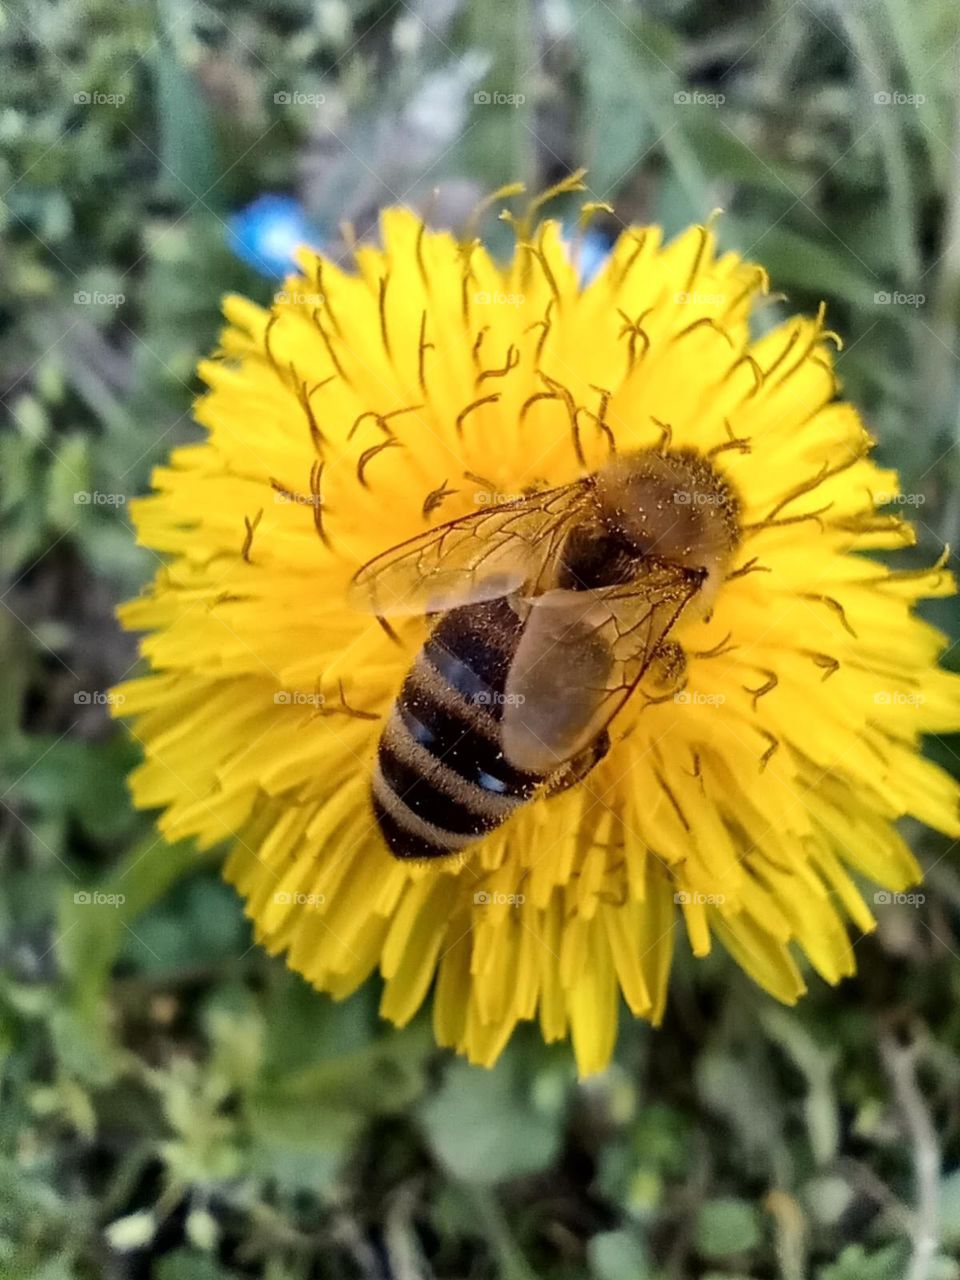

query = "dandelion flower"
[[115, 185, 960, 1075]]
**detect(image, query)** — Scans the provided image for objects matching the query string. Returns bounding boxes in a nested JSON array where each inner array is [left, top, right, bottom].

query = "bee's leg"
[[643, 640, 688, 698], [543, 730, 611, 797]]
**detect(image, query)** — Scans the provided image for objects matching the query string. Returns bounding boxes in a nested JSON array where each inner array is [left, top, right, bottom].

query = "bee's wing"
[[348, 480, 592, 616], [501, 563, 705, 773]]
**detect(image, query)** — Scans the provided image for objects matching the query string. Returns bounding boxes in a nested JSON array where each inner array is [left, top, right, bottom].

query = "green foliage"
[[419, 1055, 568, 1184], [2, 0, 960, 1275], [694, 1197, 763, 1259]]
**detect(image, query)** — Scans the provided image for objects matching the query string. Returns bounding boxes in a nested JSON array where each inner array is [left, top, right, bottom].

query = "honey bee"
[[349, 448, 740, 860]]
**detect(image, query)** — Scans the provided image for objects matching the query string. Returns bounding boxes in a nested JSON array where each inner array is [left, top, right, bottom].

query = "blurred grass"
[[2, 0, 960, 1276]]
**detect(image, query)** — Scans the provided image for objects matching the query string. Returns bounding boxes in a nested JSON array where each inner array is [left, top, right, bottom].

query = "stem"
[[880, 1034, 941, 1280], [462, 1185, 539, 1280]]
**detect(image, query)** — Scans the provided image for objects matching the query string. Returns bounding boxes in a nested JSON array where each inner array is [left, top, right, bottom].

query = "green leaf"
[[941, 1167, 960, 1245], [105, 1209, 157, 1252], [460, 0, 535, 189], [155, 1249, 230, 1280], [573, 0, 709, 217], [57, 834, 205, 1018], [694, 1198, 763, 1260], [760, 1007, 839, 1165], [723, 219, 879, 305], [154, 1, 220, 204], [802, 1175, 854, 1227], [588, 1228, 652, 1280], [420, 1056, 563, 1185], [817, 1243, 909, 1280], [246, 1094, 362, 1195]]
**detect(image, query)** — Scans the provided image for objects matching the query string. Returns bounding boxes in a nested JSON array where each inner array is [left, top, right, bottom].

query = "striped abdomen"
[[372, 597, 544, 859]]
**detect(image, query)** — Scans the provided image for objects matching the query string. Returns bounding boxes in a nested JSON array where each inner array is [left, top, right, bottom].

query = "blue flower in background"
[[560, 224, 615, 285], [576, 227, 615, 285], [228, 194, 322, 278]]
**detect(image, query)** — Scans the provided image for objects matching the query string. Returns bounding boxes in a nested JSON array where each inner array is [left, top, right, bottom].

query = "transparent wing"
[[501, 563, 705, 772], [348, 480, 592, 616]]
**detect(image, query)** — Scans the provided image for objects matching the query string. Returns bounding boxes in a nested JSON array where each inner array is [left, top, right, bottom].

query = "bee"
[[348, 448, 740, 860]]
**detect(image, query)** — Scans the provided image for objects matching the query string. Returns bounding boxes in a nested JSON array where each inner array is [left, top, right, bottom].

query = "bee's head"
[[594, 448, 741, 613]]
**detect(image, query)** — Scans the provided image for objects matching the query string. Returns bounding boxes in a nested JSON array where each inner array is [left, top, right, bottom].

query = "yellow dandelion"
[[114, 181, 960, 1076]]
